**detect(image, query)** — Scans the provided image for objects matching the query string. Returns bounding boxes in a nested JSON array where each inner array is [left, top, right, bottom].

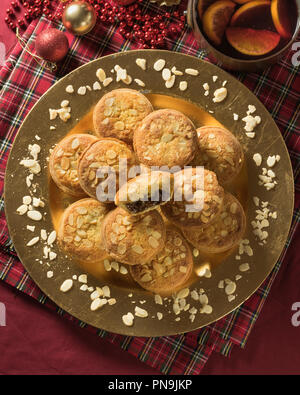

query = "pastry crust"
[[192, 126, 244, 184], [161, 167, 224, 228], [101, 207, 166, 265], [182, 192, 246, 253], [58, 198, 111, 262], [93, 88, 153, 144], [130, 228, 193, 294], [115, 171, 174, 215], [49, 133, 98, 196], [133, 109, 198, 168], [77, 138, 136, 201]]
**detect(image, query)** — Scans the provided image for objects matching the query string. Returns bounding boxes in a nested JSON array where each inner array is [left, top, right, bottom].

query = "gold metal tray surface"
[[4, 50, 294, 337]]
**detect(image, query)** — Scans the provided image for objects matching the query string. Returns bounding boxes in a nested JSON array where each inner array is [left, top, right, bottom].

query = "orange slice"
[[202, 1, 236, 46], [233, 0, 262, 3], [271, 0, 293, 38], [230, 0, 271, 27], [197, 0, 215, 19], [226, 27, 280, 56]]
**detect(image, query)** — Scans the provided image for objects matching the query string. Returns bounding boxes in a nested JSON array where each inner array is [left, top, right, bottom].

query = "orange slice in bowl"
[[202, 1, 236, 46], [271, 0, 293, 38], [226, 27, 280, 56], [197, 0, 215, 19], [230, 0, 271, 27], [233, 0, 262, 3]]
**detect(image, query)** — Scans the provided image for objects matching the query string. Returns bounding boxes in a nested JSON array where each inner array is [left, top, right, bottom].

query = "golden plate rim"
[[4, 49, 294, 337]]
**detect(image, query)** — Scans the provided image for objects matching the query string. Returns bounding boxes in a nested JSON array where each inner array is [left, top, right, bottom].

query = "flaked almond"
[[60, 279, 73, 293], [185, 68, 199, 76], [154, 59, 165, 71], [225, 281, 236, 295], [177, 287, 189, 299], [76, 206, 88, 215], [148, 236, 159, 249], [47, 230, 56, 245], [122, 312, 134, 326], [103, 77, 113, 87], [141, 273, 152, 282], [136, 58, 146, 70], [26, 236, 39, 246], [78, 274, 87, 283], [134, 78, 145, 87], [135, 306, 148, 318], [162, 68, 171, 81], [27, 210, 42, 221], [17, 204, 28, 215], [179, 81, 188, 91], [117, 244, 127, 255], [114, 121, 125, 130], [165, 75, 175, 89], [91, 298, 107, 311], [96, 68, 106, 82], [131, 244, 144, 254]]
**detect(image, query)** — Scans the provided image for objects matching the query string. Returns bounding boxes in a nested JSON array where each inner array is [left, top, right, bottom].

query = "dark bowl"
[[186, 0, 300, 72]]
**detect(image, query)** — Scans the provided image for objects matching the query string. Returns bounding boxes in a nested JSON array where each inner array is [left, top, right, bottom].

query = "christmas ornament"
[[35, 28, 69, 62], [5, 0, 58, 31], [116, 0, 137, 5], [149, 0, 181, 6], [62, 1, 97, 35]]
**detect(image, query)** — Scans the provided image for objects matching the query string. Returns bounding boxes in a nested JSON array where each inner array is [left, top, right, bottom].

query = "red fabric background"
[[0, 0, 299, 375]]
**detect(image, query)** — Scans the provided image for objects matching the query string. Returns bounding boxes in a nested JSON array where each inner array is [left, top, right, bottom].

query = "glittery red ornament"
[[35, 28, 69, 63]]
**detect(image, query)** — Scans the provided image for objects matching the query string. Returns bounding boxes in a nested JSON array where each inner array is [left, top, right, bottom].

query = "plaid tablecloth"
[[0, 1, 299, 375]]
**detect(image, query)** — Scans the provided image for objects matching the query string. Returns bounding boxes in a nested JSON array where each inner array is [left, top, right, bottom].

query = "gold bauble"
[[62, 1, 97, 36]]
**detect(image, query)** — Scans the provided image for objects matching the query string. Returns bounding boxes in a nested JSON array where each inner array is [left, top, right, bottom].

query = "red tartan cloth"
[[0, 1, 299, 375]]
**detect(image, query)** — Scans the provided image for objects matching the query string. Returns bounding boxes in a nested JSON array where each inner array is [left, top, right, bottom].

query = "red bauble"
[[35, 28, 69, 63]]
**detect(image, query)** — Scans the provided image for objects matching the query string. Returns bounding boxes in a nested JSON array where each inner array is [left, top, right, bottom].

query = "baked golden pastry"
[[114, 171, 174, 215], [161, 168, 224, 228], [192, 126, 244, 184], [78, 138, 136, 201], [93, 88, 153, 144], [130, 228, 193, 294], [101, 207, 166, 265], [182, 192, 246, 254], [133, 109, 198, 168], [58, 198, 110, 262], [49, 133, 98, 196]]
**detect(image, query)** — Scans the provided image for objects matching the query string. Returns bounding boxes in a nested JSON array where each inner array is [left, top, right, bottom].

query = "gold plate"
[[4, 50, 294, 337]]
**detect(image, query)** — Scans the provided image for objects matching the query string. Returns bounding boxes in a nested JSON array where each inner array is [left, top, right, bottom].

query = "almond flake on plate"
[[135, 58, 146, 70], [134, 78, 145, 87], [26, 236, 39, 246], [122, 312, 134, 326], [212, 87, 227, 103], [185, 68, 199, 76], [27, 210, 42, 221], [93, 81, 101, 91], [60, 279, 73, 293], [103, 77, 113, 87], [179, 81, 188, 91], [65, 85, 74, 94], [153, 59, 165, 71], [135, 306, 148, 318]]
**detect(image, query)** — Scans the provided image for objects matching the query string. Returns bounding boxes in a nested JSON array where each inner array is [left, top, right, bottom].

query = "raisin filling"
[[126, 189, 165, 214]]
